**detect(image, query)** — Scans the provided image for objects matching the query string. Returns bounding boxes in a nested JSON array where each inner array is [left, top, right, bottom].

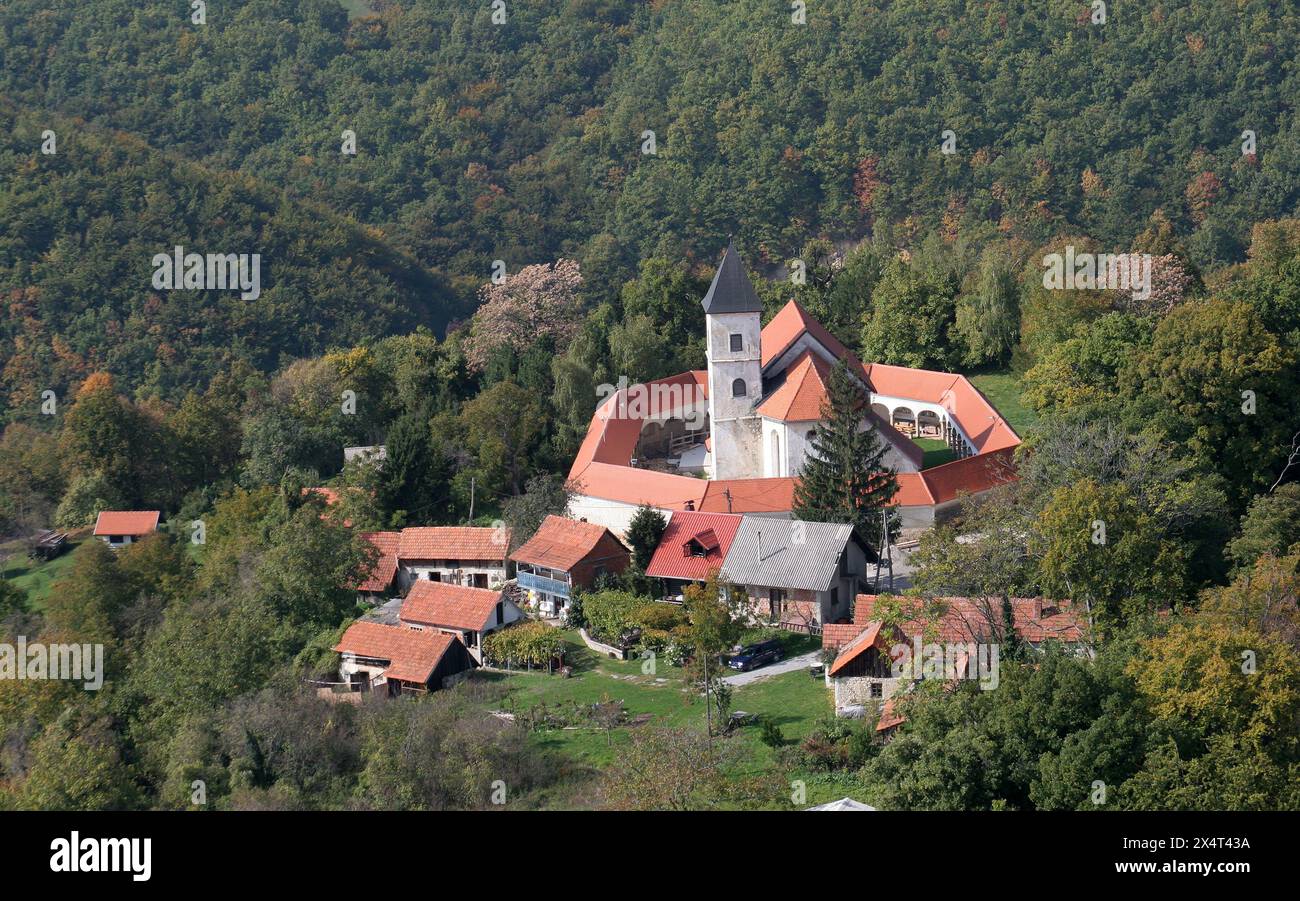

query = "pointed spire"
[[701, 239, 763, 315]]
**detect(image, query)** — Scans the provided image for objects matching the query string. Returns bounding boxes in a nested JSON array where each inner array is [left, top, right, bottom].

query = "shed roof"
[[401, 581, 504, 632], [511, 515, 625, 572], [334, 621, 459, 684], [398, 526, 509, 561], [93, 510, 160, 537]]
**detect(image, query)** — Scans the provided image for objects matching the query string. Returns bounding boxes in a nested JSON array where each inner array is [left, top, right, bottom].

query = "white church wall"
[[566, 495, 654, 537], [706, 310, 764, 479]]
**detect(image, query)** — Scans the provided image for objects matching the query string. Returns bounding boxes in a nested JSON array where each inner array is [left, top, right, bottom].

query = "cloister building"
[[567, 242, 1020, 534]]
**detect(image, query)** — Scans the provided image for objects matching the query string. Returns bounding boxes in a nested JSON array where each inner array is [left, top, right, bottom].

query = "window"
[[731, 378, 747, 397], [806, 430, 817, 443], [870, 682, 883, 699], [729, 333, 743, 352], [495, 601, 504, 625]]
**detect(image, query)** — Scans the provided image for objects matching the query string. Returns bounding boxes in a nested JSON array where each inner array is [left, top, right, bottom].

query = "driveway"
[[722, 650, 822, 686]]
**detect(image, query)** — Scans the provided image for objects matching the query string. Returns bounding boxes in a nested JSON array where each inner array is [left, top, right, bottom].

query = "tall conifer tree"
[[793, 361, 898, 549]]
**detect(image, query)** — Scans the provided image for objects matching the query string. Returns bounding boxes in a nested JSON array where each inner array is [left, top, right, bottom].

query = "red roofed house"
[[565, 240, 1021, 534], [399, 580, 523, 662], [644, 511, 743, 599], [396, 526, 511, 591], [335, 620, 476, 696], [511, 515, 630, 617], [822, 594, 1089, 727], [93, 510, 161, 549]]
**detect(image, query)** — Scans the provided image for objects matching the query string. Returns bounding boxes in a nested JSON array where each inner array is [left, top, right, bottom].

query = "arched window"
[[805, 429, 817, 443], [771, 431, 781, 474], [731, 378, 747, 397]]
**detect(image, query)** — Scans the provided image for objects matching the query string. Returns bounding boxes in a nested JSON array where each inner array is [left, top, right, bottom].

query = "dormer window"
[[729, 333, 743, 352], [731, 378, 747, 397], [682, 528, 720, 559]]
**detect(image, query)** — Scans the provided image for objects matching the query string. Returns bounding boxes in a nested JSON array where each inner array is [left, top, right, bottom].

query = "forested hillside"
[[3, 0, 1299, 409], [0, 103, 453, 412], [2, 1, 1300, 813]]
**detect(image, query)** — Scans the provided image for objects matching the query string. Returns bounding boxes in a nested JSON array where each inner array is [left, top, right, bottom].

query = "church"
[[567, 242, 1021, 534], [699, 239, 924, 481]]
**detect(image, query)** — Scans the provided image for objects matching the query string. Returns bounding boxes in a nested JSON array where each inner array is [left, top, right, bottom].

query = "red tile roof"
[[876, 697, 906, 732], [919, 448, 1018, 504], [398, 526, 510, 561], [854, 595, 1087, 644], [757, 350, 832, 422], [401, 581, 504, 631], [334, 621, 459, 684], [828, 621, 887, 676], [570, 371, 708, 471], [510, 515, 624, 572], [822, 595, 1086, 733], [893, 473, 936, 506], [866, 363, 1020, 454], [355, 531, 401, 593], [570, 462, 709, 511], [698, 477, 797, 513], [760, 299, 871, 383], [823, 622, 869, 651], [93, 510, 160, 537], [303, 487, 341, 505], [645, 511, 743, 581], [563, 298, 1020, 513]]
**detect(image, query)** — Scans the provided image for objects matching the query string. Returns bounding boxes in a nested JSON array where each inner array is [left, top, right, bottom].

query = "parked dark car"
[[727, 638, 784, 672]]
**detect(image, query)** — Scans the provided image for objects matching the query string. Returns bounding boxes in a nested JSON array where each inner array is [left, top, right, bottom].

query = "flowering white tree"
[[464, 259, 584, 372], [1120, 253, 1192, 316]]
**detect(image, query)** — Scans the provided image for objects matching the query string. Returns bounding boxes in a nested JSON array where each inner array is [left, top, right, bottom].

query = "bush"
[[799, 715, 860, 771], [582, 589, 650, 646], [482, 621, 567, 669], [562, 592, 586, 629], [662, 642, 690, 667], [759, 717, 785, 748], [633, 602, 690, 655], [634, 601, 687, 631]]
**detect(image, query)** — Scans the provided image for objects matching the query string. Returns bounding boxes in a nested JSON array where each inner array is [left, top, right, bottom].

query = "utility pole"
[[873, 509, 894, 592], [467, 476, 475, 523], [723, 487, 733, 513]]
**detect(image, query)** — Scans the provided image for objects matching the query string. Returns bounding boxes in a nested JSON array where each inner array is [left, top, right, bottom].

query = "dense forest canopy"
[[1, 1, 1300, 813], [2, 0, 1299, 411]]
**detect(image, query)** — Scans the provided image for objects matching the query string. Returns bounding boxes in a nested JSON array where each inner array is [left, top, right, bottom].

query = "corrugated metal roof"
[[719, 516, 859, 592]]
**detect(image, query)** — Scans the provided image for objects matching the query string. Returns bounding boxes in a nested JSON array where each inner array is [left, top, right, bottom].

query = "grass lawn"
[[2, 542, 81, 612], [913, 437, 958, 469], [338, 0, 379, 19], [969, 370, 1037, 436], [469, 630, 705, 767], [464, 626, 865, 808], [467, 628, 832, 774]]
